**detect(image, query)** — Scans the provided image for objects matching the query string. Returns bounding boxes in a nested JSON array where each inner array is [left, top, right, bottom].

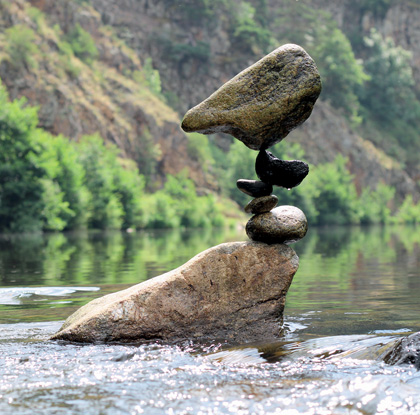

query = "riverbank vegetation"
[[1, 80, 419, 233], [213, 139, 420, 226], [0, 83, 229, 232], [1, 0, 420, 232]]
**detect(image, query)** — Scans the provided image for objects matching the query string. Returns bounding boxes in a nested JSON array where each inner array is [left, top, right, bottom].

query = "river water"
[[1, 225, 420, 414]]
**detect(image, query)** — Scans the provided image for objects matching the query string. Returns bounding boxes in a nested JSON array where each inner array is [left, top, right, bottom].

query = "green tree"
[[35, 131, 91, 229], [306, 23, 369, 122], [273, 2, 368, 122], [76, 135, 124, 229], [359, 183, 395, 224], [113, 158, 145, 229], [224, 140, 258, 206], [0, 83, 45, 232], [231, 1, 272, 53], [308, 155, 361, 225], [358, 29, 420, 125]]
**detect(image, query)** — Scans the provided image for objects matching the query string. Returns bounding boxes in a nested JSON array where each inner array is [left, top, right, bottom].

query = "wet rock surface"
[[383, 332, 420, 369], [244, 195, 278, 214], [237, 179, 273, 198], [51, 241, 299, 344], [246, 205, 308, 244], [256, 149, 309, 188], [181, 44, 321, 150]]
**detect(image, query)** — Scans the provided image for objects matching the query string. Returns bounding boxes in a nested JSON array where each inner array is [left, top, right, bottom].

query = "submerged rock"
[[237, 179, 273, 198], [181, 44, 322, 150], [246, 205, 308, 244], [245, 195, 278, 214], [256, 149, 309, 188], [51, 241, 299, 344]]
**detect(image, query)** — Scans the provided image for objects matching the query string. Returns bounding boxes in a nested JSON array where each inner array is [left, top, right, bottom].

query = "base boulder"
[[51, 241, 299, 344]]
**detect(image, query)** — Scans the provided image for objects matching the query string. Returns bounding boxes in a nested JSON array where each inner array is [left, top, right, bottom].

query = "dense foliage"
[[0, 83, 226, 232], [2, 0, 420, 232], [210, 137, 419, 226]]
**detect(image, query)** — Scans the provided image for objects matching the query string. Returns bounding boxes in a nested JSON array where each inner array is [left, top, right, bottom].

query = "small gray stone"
[[246, 205, 307, 244], [181, 44, 321, 150], [237, 179, 273, 197], [245, 195, 278, 214]]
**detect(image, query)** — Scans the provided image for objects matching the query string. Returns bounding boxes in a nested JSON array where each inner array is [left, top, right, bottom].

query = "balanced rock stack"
[[183, 43, 321, 244], [238, 179, 308, 244], [50, 44, 321, 345]]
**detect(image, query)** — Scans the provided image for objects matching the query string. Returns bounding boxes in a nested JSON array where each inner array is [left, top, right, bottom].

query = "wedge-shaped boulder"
[[51, 241, 299, 344], [182, 44, 321, 150]]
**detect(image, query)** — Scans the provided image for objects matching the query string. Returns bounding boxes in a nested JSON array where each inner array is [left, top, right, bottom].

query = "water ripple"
[[1, 323, 420, 415], [0, 287, 100, 305]]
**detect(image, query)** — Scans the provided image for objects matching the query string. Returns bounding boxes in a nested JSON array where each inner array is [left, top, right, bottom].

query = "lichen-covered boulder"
[[50, 241, 299, 344], [181, 44, 321, 150], [246, 205, 308, 244]]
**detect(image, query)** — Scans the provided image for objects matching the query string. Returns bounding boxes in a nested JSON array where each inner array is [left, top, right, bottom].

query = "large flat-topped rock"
[[182, 44, 321, 150], [50, 241, 299, 344]]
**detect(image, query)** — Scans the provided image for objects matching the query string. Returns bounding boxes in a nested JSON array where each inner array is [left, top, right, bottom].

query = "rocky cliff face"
[[0, 0, 211, 190], [1, 0, 419, 199], [87, 0, 420, 199], [318, 0, 420, 91]]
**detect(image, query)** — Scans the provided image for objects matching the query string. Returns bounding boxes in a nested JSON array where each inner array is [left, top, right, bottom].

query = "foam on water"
[[0, 286, 100, 305], [1, 322, 420, 415]]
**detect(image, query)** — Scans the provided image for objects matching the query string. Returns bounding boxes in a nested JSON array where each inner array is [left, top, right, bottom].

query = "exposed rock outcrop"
[[51, 241, 299, 344]]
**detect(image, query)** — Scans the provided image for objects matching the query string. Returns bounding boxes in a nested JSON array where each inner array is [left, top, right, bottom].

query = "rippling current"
[[1, 226, 420, 414]]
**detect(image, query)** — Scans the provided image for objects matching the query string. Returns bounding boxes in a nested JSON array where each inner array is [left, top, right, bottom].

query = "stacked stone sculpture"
[[50, 43, 321, 345], [183, 43, 322, 244]]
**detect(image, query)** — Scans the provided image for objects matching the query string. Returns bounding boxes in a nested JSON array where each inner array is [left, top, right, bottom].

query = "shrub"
[[65, 23, 98, 65], [186, 132, 214, 171], [307, 155, 361, 225], [4, 25, 40, 70]]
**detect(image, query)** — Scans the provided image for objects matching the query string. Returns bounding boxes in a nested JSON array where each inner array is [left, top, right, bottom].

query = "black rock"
[[237, 179, 273, 198], [383, 332, 420, 369], [255, 149, 309, 189]]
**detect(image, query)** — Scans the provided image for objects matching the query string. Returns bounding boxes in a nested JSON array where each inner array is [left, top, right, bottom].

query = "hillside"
[[1, 0, 420, 230], [89, 0, 420, 200], [0, 0, 212, 191]]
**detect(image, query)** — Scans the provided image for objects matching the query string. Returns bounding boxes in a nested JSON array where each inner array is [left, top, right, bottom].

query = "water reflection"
[[288, 225, 420, 337], [0, 227, 245, 287], [1, 225, 420, 414], [1, 225, 420, 329]]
